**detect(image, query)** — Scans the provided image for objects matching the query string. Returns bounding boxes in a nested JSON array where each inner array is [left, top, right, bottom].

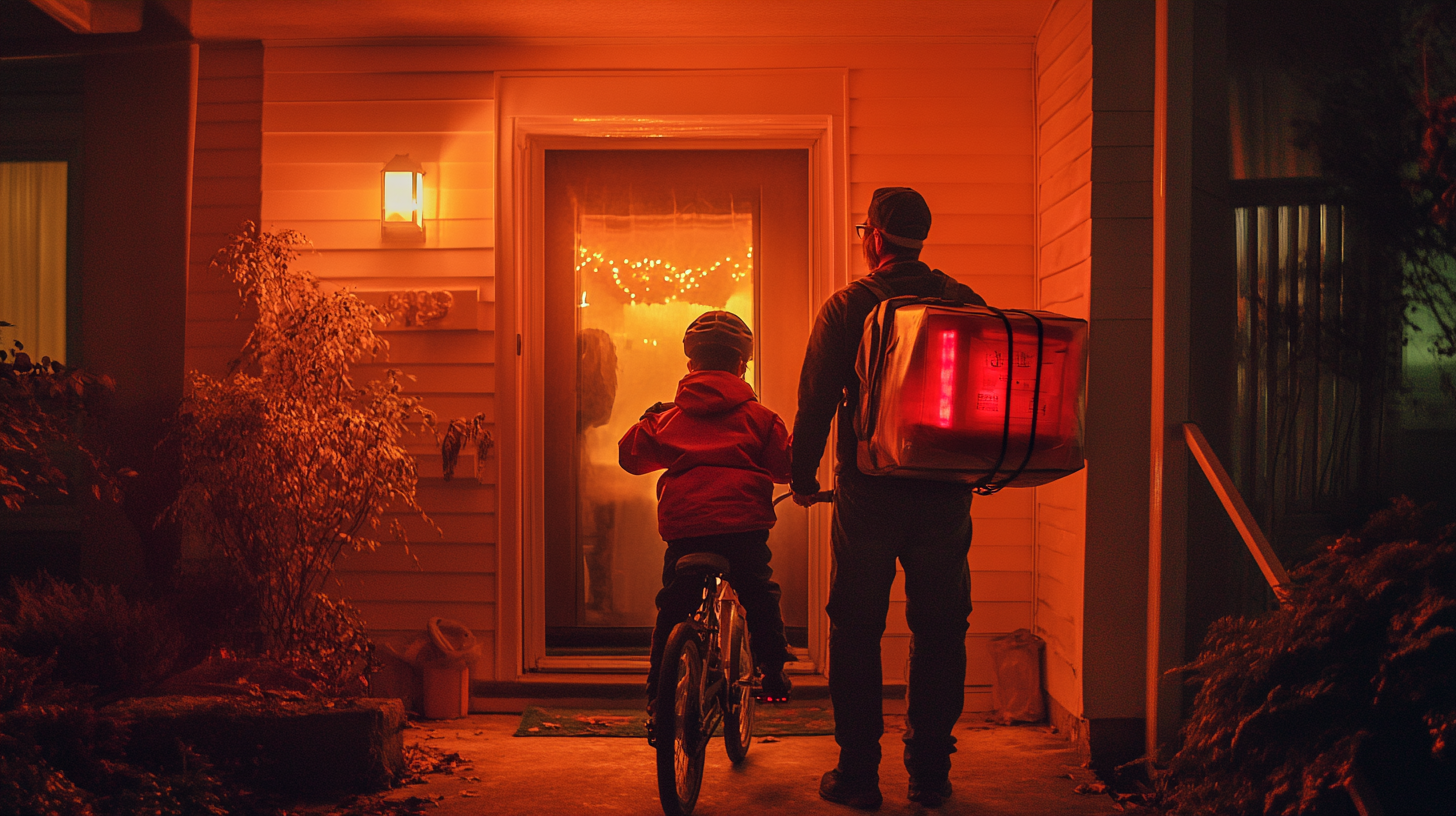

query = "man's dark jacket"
[[790, 260, 986, 494]]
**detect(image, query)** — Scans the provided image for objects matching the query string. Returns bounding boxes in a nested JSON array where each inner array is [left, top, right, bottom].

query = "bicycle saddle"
[[674, 552, 731, 577]]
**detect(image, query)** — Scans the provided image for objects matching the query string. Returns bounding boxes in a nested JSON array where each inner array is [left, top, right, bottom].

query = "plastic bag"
[[989, 628, 1046, 724], [427, 617, 479, 667]]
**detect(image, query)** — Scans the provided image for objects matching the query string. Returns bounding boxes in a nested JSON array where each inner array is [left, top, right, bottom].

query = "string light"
[[574, 245, 754, 305]]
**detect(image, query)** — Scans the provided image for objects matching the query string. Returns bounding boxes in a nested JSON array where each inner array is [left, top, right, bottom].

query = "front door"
[[541, 149, 810, 667]]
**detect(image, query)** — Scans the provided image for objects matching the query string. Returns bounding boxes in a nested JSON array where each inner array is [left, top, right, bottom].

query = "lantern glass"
[[383, 171, 419, 224], [381, 154, 425, 241]]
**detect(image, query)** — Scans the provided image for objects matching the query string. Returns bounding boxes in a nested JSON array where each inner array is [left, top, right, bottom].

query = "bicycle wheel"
[[722, 614, 756, 763], [656, 623, 706, 816]]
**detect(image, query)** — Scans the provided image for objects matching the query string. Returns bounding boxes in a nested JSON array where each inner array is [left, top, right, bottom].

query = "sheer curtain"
[[1, 162, 68, 361], [1229, 66, 1321, 180]]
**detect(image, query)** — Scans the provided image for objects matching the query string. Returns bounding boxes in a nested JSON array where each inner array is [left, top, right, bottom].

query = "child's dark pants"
[[646, 529, 794, 698]]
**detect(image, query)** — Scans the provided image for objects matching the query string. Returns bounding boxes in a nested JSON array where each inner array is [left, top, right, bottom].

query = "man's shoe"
[[819, 769, 882, 810], [907, 776, 953, 807], [645, 698, 657, 747], [755, 667, 793, 703]]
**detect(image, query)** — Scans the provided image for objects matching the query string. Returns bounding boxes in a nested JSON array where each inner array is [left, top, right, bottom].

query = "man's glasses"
[[855, 223, 872, 238]]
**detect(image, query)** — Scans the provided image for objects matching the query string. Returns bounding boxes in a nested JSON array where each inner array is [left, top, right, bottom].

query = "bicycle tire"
[[722, 614, 756, 764], [656, 623, 706, 816]]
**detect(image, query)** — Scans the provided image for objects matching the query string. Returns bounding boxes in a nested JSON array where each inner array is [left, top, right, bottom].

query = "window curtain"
[[1229, 66, 1321, 180], [1, 162, 68, 361]]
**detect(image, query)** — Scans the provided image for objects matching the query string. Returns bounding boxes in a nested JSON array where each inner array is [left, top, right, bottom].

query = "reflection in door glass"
[[573, 195, 756, 626]]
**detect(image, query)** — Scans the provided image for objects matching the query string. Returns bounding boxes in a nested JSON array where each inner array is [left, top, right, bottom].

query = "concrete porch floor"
[[366, 710, 1127, 815]]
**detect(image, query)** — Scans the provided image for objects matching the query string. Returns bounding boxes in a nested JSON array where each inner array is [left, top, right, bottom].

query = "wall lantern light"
[[381, 154, 425, 241]]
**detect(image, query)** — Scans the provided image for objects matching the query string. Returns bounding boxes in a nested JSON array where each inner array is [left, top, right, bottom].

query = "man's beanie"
[[866, 187, 932, 250]]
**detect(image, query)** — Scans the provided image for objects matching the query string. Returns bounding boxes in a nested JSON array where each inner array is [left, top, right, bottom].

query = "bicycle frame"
[[683, 573, 747, 753]]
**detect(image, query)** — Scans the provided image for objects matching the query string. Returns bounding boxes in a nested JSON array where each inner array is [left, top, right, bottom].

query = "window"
[[1, 161, 68, 360]]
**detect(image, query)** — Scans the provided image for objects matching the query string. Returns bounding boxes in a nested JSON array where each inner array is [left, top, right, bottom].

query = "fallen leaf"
[[527, 727, 540, 732], [759, 736, 780, 743], [460, 790, 480, 798], [1074, 782, 1108, 795]]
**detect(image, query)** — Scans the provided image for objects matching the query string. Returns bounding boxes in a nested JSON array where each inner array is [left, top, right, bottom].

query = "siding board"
[[352, 601, 493, 632], [263, 132, 493, 162], [851, 153, 1033, 185], [263, 161, 491, 191], [263, 99, 494, 133], [267, 71, 496, 102], [849, 68, 1032, 99], [850, 125, 1031, 156]]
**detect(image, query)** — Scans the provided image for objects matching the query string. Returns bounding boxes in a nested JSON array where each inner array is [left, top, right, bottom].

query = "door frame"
[[495, 70, 849, 680]]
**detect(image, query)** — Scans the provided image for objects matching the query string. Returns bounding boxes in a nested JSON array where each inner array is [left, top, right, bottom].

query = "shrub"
[[1163, 497, 1456, 815], [163, 223, 431, 691], [0, 322, 119, 511], [0, 574, 182, 701], [0, 646, 66, 712], [0, 705, 231, 816]]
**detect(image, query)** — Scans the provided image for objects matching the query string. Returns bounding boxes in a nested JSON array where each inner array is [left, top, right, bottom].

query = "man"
[[791, 187, 985, 809]]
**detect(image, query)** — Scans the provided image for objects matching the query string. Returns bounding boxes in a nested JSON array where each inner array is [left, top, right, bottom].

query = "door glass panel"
[[574, 198, 757, 627], [543, 149, 809, 660]]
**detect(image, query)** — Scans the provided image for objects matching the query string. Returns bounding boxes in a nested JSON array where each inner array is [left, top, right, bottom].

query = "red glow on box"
[[935, 329, 957, 428]]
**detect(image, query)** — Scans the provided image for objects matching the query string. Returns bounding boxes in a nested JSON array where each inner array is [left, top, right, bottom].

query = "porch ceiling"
[[185, 0, 1053, 42]]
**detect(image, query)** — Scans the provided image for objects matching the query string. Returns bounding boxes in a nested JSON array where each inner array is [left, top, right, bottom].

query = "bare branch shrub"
[[164, 223, 433, 690]]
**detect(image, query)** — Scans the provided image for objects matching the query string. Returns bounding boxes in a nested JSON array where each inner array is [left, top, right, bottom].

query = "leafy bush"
[[0, 574, 182, 701], [0, 705, 231, 816], [163, 223, 430, 691], [1163, 497, 1456, 815], [0, 646, 67, 712], [0, 323, 119, 511]]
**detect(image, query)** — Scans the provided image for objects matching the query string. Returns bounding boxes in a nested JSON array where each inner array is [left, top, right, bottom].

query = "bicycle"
[[653, 489, 833, 816]]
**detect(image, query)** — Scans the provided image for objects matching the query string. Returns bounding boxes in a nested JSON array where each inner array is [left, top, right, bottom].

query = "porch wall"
[[1033, 0, 1093, 725], [1034, 0, 1157, 766], [186, 42, 263, 378], [257, 45, 500, 681], [223, 39, 1040, 696]]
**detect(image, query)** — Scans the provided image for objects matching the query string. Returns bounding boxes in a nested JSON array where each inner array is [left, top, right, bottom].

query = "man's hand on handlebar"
[[792, 489, 833, 507]]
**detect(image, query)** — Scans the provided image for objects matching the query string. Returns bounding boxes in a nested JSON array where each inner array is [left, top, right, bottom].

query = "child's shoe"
[[755, 666, 793, 703]]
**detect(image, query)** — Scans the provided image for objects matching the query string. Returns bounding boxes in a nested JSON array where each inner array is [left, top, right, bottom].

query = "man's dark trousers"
[[826, 472, 974, 781]]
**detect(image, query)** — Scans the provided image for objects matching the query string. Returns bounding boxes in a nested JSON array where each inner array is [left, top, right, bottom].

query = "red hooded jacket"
[[618, 370, 792, 541]]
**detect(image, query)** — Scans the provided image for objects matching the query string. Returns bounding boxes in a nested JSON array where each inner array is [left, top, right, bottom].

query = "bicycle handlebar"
[[772, 489, 834, 507]]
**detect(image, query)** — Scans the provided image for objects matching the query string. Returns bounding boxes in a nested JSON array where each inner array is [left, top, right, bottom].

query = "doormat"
[[514, 704, 835, 737]]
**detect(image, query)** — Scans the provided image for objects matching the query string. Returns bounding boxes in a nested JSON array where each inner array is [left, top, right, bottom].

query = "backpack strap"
[[854, 275, 897, 302], [940, 274, 957, 301]]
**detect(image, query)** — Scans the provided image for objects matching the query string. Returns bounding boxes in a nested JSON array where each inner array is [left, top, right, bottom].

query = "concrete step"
[[469, 674, 908, 714]]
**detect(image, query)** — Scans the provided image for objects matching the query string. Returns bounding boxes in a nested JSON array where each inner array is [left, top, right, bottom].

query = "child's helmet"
[[683, 310, 753, 360]]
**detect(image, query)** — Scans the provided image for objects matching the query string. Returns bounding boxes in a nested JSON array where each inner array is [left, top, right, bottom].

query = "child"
[[618, 310, 795, 722]]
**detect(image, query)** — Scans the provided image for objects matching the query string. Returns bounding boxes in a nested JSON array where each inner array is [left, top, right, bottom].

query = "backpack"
[[851, 274, 1088, 493]]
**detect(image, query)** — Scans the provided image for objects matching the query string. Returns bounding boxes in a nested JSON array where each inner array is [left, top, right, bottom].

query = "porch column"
[[1148, 0, 1193, 762]]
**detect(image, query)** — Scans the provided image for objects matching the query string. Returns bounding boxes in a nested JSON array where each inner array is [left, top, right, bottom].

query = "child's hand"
[[640, 401, 673, 420]]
